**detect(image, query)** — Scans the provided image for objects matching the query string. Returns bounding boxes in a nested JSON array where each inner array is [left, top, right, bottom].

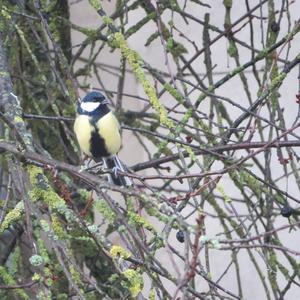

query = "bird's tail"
[[103, 155, 132, 187]]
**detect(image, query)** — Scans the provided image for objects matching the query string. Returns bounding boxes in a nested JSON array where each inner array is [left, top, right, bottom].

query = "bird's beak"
[[101, 99, 110, 105]]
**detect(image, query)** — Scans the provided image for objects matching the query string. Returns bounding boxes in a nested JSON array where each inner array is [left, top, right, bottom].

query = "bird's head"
[[79, 91, 109, 113]]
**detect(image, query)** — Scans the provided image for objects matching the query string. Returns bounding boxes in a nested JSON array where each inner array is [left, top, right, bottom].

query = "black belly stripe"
[[90, 129, 109, 158]]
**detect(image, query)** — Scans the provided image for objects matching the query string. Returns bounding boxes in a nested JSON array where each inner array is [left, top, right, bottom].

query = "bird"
[[74, 91, 131, 186]]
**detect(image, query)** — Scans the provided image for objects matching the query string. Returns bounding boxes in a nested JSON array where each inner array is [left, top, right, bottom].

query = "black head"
[[78, 91, 110, 115], [81, 91, 106, 103]]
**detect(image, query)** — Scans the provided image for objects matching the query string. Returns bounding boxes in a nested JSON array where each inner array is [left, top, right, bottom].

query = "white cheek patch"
[[80, 101, 100, 112]]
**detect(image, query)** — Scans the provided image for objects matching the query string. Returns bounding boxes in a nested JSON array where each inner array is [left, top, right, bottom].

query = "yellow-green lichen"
[[13, 115, 24, 124], [217, 184, 231, 203], [37, 236, 50, 264], [0, 71, 9, 77], [81, 28, 100, 40], [0, 266, 29, 299], [28, 166, 77, 223], [108, 273, 119, 283], [89, 0, 101, 11], [28, 185, 67, 213], [77, 188, 90, 199], [149, 289, 156, 300], [28, 167, 66, 211], [9, 245, 20, 275], [44, 277, 53, 287], [269, 72, 286, 90], [230, 65, 244, 76], [182, 144, 196, 161], [256, 48, 269, 60], [268, 250, 278, 290], [237, 170, 264, 199], [110, 245, 131, 259], [48, 17, 62, 43], [1, 6, 11, 20], [94, 199, 116, 221], [0, 201, 24, 233], [102, 15, 113, 25], [128, 211, 156, 233], [52, 214, 66, 239], [145, 32, 160, 46], [227, 41, 237, 57], [122, 269, 143, 297], [15, 25, 43, 76], [125, 12, 156, 38], [70, 265, 82, 287], [163, 82, 184, 103], [28, 166, 45, 189], [40, 219, 50, 233], [146, 205, 170, 223], [36, 290, 52, 300], [166, 37, 174, 51], [32, 273, 42, 282], [56, 294, 68, 300], [111, 32, 174, 129], [277, 261, 290, 280]]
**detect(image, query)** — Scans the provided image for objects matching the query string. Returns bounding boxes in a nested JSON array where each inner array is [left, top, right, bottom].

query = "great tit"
[[74, 91, 131, 186]]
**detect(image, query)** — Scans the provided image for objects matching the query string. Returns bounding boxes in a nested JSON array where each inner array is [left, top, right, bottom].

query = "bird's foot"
[[112, 166, 121, 178]]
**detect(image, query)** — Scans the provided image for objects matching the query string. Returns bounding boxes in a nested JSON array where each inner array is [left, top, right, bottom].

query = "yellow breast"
[[74, 114, 93, 156], [74, 112, 121, 157], [97, 112, 121, 155]]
